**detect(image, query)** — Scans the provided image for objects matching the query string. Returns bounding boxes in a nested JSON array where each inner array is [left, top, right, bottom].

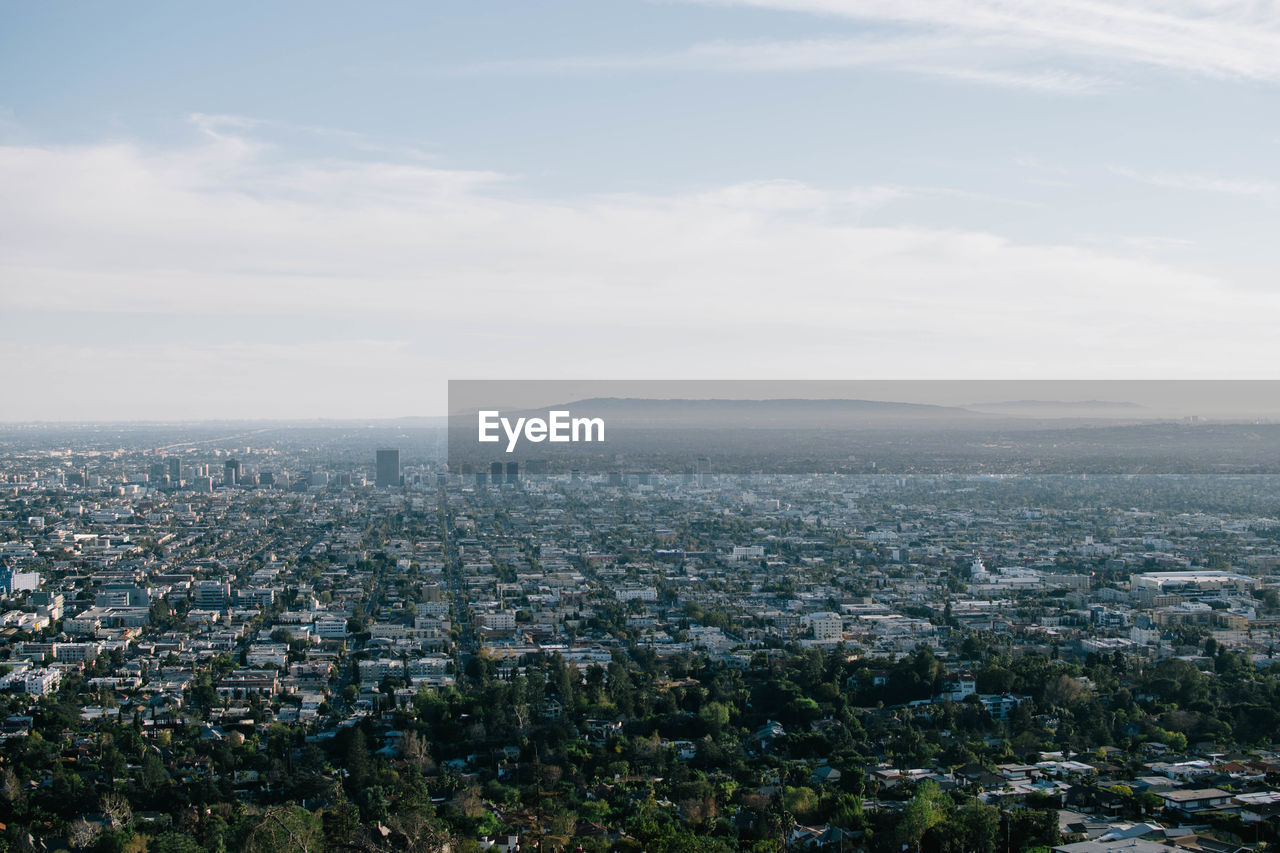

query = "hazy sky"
[[4, 1, 1280, 420]]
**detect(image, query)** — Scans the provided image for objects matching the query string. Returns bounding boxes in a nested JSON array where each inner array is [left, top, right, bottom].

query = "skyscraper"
[[224, 459, 240, 487], [376, 449, 400, 488], [505, 461, 519, 485], [490, 461, 504, 485]]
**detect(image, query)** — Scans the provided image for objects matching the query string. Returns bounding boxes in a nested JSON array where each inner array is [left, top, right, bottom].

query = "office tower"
[[505, 461, 519, 485], [0, 566, 40, 595], [149, 462, 166, 481], [192, 581, 230, 609], [259, 472, 275, 487], [167, 457, 182, 481], [224, 459, 240, 486], [376, 449, 400, 487], [490, 461, 504, 485]]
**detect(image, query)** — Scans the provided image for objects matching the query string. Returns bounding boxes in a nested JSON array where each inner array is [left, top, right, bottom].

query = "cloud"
[[461, 1, 1280, 90], [685, 0, 1280, 82], [459, 34, 1107, 93], [2, 116, 1278, 419], [1111, 166, 1280, 201]]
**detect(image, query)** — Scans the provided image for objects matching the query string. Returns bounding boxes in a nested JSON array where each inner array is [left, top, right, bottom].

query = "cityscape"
[[7, 2, 1280, 852], [1, 424, 1280, 853]]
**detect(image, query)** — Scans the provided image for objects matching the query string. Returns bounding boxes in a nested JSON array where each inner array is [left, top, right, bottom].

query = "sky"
[[3, 1, 1280, 420]]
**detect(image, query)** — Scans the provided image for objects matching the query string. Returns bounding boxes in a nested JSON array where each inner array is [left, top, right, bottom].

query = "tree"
[[1004, 808, 1060, 851], [384, 808, 454, 853], [699, 701, 730, 735], [342, 727, 371, 789], [140, 749, 168, 792], [400, 730, 436, 773], [67, 817, 101, 849], [899, 781, 951, 851], [948, 802, 1000, 853], [1044, 675, 1088, 709], [243, 805, 325, 853], [150, 832, 207, 853], [102, 790, 134, 830], [322, 797, 361, 848]]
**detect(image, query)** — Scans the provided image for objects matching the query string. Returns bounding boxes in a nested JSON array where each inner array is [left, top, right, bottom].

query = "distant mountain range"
[[964, 399, 1147, 420], [460, 396, 1152, 429], [473, 397, 987, 430], [968, 399, 1142, 410]]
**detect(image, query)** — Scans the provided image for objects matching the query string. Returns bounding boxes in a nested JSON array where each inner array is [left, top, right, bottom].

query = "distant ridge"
[[969, 399, 1142, 410], [484, 397, 992, 429], [555, 396, 976, 412]]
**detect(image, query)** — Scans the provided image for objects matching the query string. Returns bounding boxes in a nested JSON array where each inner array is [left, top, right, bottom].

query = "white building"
[[942, 671, 977, 701], [1133, 570, 1258, 595], [408, 656, 451, 676], [315, 618, 349, 640], [52, 642, 102, 662], [477, 610, 516, 631], [616, 586, 657, 602], [64, 616, 102, 636], [806, 611, 843, 641], [246, 644, 288, 667], [191, 581, 230, 609], [22, 668, 61, 696]]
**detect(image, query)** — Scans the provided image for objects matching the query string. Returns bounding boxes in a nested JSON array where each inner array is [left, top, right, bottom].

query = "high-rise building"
[[490, 461, 504, 485], [167, 457, 182, 481], [376, 449, 400, 488], [224, 459, 240, 487], [0, 567, 40, 595], [192, 581, 231, 610], [505, 461, 519, 485]]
